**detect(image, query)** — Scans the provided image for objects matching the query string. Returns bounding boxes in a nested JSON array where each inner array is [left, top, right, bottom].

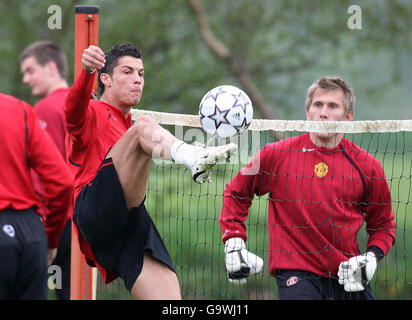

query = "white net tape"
[[131, 109, 412, 133]]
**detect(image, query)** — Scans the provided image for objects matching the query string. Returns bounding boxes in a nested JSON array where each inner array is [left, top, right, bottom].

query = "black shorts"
[[276, 270, 376, 300], [74, 158, 175, 292], [0, 208, 48, 300]]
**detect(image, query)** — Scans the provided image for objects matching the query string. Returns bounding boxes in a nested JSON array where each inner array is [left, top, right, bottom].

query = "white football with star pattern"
[[199, 85, 253, 138]]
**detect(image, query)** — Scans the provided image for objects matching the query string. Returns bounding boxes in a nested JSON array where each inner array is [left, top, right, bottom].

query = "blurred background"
[[2, 0, 412, 300], [2, 0, 412, 121]]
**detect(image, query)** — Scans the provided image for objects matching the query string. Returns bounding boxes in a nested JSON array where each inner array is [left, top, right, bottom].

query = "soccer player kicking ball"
[[219, 77, 395, 300], [65, 43, 237, 299]]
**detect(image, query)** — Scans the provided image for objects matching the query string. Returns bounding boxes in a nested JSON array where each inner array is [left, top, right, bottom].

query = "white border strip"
[[131, 109, 412, 133]]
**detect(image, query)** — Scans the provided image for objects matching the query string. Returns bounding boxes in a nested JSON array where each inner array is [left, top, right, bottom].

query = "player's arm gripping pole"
[[70, 5, 99, 300]]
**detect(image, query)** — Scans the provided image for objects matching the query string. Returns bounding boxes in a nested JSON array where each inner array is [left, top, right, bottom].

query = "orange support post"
[[70, 5, 99, 300]]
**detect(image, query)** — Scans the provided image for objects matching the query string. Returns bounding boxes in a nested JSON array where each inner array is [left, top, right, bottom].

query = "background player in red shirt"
[[65, 44, 237, 299], [20, 41, 72, 300], [219, 77, 396, 300], [0, 93, 73, 299]]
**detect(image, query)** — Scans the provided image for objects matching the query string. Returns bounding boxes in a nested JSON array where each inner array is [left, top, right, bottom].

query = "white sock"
[[171, 140, 197, 168]]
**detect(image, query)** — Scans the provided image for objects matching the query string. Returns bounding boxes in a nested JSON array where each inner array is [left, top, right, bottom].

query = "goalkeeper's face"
[[306, 88, 354, 146]]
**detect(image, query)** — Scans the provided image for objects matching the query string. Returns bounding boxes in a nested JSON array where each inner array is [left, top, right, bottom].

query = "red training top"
[[64, 70, 132, 284], [220, 133, 396, 277], [35, 88, 69, 159], [0, 93, 74, 249], [31, 88, 73, 218]]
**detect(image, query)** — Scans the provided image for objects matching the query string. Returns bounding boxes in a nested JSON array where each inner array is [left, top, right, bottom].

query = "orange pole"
[[70, 5, 99, 300]]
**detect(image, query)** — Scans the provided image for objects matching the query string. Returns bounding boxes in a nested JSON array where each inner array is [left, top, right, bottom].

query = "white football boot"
[[191, 143, 238, 183]]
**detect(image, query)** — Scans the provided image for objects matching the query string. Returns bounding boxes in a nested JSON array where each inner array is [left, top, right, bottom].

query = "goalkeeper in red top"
[[219, 76, 396, 300], [65, 44, 237, 299]]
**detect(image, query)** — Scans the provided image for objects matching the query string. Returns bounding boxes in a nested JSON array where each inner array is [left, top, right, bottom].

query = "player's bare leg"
[[107, 115, 238, 208], [106, 115, 175, 208], [131, 252, 181, 300]]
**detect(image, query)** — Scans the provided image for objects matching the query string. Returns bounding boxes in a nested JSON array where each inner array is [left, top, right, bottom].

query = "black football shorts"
[[276, 270, 376, 300], [0, 208, 48, 299], [74, 157, 176, 291]]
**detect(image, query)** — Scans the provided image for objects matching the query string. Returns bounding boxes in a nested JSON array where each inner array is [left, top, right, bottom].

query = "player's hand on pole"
[[224, 237, 263, 284], [338, 252, 377, 292], [82, 45, 106, 74]]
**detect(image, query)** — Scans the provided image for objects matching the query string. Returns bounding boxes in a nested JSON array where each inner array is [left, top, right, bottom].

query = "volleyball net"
[[90, 111, 412, 300]]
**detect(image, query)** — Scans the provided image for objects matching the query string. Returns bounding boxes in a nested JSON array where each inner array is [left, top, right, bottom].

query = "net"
[[95, 109, 412, 300]]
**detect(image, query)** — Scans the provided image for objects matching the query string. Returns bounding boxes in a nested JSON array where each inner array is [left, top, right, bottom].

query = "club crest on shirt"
[[2, 224, 15, 238], [286, 276, 299, 287], [314, 162, 328, 178]]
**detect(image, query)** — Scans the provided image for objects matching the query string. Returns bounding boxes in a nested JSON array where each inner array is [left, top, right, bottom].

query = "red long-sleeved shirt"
[[31, 88, 73, 218], [64, 70, 132, 283], [220, 133, 396, 277], [35, 88, 69, 159], [34, 88, 69, 159], [0, 93, 73, 248]]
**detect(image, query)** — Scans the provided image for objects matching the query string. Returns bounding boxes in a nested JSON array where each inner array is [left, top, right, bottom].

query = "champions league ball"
[[198, 85, 253, 138]]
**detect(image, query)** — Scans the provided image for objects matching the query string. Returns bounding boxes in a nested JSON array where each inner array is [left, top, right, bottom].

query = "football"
[[198, 85, 253, 138]]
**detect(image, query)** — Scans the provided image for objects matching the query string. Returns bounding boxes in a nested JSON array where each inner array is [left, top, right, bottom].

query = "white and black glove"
[[338, 252, 377, 292], [224, 237, 264, 284]]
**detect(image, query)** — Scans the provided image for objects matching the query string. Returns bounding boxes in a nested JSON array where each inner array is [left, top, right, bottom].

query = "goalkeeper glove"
[[338, 252, 377, 292], [224, 237, 264, 284]]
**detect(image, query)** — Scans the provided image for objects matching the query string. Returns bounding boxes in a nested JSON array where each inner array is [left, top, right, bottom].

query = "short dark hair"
[[98, 43, 143, 95], [19, 41, 68, 80]]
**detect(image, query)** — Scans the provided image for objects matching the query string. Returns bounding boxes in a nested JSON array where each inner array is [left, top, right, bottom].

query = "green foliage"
[[1, 0, 412, 119]]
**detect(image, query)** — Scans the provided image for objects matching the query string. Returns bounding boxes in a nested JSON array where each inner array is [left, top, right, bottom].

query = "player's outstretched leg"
[[134, 115, 238, 184], [109, 115, 237, 202]]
